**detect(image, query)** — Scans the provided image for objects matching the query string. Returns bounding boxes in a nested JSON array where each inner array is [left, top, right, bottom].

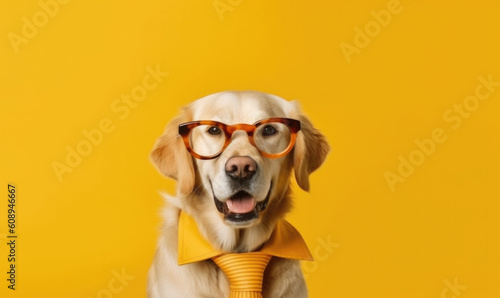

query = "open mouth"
[[211, 183, 272, 224]]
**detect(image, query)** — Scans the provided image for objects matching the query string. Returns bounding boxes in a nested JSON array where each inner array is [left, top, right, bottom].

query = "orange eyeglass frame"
[[178, 117, 301, 160]]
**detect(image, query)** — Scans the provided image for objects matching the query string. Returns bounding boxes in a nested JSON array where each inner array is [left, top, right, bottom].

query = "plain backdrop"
[[1, 0, 499, 297]]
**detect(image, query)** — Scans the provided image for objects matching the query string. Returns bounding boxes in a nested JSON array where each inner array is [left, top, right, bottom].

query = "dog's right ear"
[[150, 109, 195, 195]]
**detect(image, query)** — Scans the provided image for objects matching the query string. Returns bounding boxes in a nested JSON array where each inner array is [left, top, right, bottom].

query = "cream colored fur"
[[147, 91, 329, 297]]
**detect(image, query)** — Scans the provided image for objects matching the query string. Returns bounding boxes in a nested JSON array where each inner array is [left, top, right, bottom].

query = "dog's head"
[[151, 91, 329, 248]]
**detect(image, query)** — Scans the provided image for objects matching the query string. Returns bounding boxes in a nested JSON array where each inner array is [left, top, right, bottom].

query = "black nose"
[[225, 156, 257, 180]]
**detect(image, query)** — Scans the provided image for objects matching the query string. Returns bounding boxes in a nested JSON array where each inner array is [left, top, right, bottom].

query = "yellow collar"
[[178, 211, 313, 265]]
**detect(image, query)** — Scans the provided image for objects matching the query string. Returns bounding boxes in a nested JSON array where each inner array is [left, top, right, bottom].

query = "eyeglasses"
[[178, 118, 301, 160]]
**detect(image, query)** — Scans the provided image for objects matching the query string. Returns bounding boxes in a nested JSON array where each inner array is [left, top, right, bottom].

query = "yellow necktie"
[[212, 252, 272, 298], [177, 211, 313, 297]]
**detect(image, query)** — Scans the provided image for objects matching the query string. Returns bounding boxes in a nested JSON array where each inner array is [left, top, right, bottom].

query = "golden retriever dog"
[[147, 91, 329, 297]]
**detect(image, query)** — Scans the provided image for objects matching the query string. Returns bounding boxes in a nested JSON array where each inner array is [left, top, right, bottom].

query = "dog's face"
[[189, 92, 298, 227], [151, 91, 329, 234]]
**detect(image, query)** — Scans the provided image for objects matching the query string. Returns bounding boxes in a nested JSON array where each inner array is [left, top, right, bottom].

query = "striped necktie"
[[177, 211, 314, 297], [212, 252, 272, 298]]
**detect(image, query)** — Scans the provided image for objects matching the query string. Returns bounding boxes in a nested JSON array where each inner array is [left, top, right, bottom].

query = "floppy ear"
[[293, 114, 330, 191], [150, 110, 195, 195]]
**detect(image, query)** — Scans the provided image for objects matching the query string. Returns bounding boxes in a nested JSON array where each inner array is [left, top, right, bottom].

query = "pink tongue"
[[226, 197, 256, 214]]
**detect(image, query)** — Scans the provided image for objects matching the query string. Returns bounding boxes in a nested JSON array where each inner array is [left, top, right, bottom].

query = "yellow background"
[[1, 0, 499, 297]]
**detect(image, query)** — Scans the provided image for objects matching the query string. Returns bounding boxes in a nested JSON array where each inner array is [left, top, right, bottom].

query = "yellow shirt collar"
[[178, 211, 313, 265]]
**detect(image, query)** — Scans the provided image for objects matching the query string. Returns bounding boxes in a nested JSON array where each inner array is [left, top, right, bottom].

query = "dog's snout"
[[225, 156, 257, 180]]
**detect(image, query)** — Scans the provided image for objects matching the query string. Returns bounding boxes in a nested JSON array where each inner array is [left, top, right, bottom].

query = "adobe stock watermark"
[[441, 277, 467, 298], [87, 268, 135, 298], [385, 74, 499, 192], [340, 0, 407, 64], [7, 0, 71, 54], [213, 0, 243, 21], [303, 235, 340, 280], [51, 65, 168, 182]]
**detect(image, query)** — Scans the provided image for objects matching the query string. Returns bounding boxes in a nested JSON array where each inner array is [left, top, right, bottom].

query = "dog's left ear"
[[150, 109, 195, 195], [293, 113, 330, 191]]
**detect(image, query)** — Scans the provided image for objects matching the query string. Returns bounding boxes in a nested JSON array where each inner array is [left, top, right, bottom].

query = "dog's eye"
[[207, 126, 222, 135], [262, 125, 277, 136]]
